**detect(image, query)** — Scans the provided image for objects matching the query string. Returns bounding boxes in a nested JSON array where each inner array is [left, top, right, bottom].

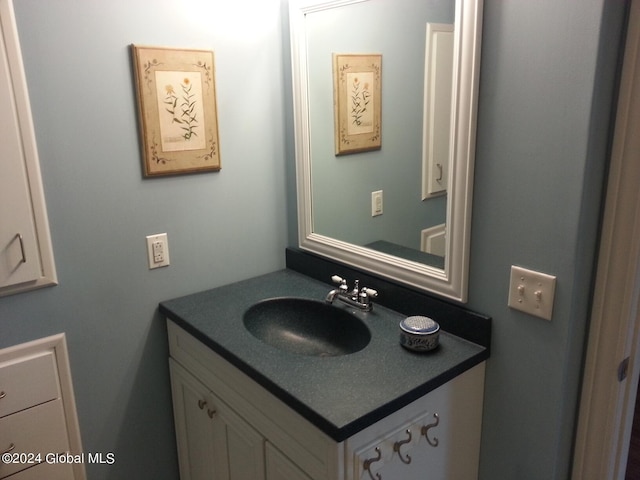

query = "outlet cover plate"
[[371, 190, 383, 216], [146, 233, 170, 269], [508, 265, 556, 320]]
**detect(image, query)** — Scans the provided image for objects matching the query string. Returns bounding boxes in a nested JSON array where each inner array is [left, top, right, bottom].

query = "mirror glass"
[[290, 0, 483, 302]]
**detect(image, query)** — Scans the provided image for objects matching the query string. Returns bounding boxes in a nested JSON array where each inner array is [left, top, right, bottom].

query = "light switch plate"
[[146, 233, 170, 269], [508, 265, 556, 320]]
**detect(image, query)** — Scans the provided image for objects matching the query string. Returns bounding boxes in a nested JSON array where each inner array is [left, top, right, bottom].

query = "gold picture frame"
[[131, 45, 221, 176], [333, 53, 382, 155]]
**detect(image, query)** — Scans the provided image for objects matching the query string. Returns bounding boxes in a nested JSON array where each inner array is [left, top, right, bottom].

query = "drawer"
[[0, 398, 70, 478], [2, 460, 74, 480], [0, 351, 59, 417]]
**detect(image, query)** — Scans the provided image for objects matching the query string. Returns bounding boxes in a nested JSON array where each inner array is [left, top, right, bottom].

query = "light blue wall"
[[466, 1, 625, 479], [1, 1, 288, 479]]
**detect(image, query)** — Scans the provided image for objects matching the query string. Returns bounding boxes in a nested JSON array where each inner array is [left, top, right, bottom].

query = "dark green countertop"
[[159, 269, 488, 441]]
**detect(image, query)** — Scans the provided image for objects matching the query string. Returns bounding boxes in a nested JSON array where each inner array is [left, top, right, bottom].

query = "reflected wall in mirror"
[[290, 0, 483, 302]]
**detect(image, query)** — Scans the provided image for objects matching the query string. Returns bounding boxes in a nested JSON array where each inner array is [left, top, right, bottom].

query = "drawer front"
[[0, 351, 59, 417], [2, 460, 74, 480], [0, 398, 70, 478]]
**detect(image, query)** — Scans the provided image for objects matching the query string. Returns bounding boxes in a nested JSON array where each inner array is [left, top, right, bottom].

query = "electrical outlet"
[[146, 233, 170, 269], [508, 265, 556, 320], [372, 190, 383, 216]]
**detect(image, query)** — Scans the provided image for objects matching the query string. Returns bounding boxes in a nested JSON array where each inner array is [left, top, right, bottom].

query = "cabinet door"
[[0, 3, 40, 287], [353, 413, 445, 480], [214, 391, 266, 480], [265, 443, 312, 480], [349, 363, 484, 480], [170, 359, 220, 480], [169, 359, 266, 480], [0, 0, 56, 296]]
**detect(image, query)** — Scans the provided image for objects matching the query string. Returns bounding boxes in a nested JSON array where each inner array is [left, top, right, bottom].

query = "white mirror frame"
[[290, 0, 483, 303]]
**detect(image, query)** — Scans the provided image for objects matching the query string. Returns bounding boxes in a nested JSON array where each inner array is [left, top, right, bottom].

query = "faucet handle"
[[363, 287, 378, 298], [358, 287, 378, 310], [331, 275, 349, 295]]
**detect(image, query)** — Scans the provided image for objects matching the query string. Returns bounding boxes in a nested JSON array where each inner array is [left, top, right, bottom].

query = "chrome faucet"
[[325, 275, 378, 311]]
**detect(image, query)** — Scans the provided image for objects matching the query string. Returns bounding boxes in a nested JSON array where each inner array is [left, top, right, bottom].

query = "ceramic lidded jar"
[[399, 316, 440, 352]]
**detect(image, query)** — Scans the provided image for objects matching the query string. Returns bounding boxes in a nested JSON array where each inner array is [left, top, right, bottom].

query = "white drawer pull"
[[0, 391, 6, 399], [2, 443, 15, 455]]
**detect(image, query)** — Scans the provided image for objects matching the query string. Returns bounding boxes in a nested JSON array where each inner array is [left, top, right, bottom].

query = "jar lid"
[[400, 316, 440, 335]]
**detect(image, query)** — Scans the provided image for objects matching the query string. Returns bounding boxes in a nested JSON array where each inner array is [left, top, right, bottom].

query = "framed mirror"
[[290, 0, 483, 302]]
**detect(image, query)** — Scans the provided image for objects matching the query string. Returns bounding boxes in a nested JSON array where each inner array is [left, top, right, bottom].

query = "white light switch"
[[508, 265, 556, 320], [146, 233, 170, 269]]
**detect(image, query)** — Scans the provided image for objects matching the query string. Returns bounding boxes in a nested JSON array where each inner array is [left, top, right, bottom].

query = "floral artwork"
[[163, 80, 198, 140], [347, 72, 374, 135], [156, 71, 205, 151], [132, 46, 221, 176], [333, 54, 381, 155]]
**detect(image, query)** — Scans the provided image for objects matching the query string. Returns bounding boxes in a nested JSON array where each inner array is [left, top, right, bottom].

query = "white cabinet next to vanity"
[[0, 0, 57, 297], [0, 334, 85, 480], [167, 320, 485, 480]]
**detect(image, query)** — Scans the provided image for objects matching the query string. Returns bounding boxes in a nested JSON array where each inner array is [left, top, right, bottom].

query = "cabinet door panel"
[[349, 363, 484, 480], [0, 14, 40, 287], [170, 359, 267, 480], [214, 394, 265, 480], [265, 443, 312, 480], [0, 0, 56, 296], [169, 359, 221, 480]]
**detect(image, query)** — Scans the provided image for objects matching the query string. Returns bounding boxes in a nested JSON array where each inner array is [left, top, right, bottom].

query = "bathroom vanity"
[[160, 267, 490, 480], [162, 0, 488, 474]]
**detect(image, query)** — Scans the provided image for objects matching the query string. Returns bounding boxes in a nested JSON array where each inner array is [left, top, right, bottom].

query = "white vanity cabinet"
[[168, 320, 485, 480]]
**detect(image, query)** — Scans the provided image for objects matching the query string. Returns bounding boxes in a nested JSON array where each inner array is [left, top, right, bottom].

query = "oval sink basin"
[[243, 297, 371, 357]]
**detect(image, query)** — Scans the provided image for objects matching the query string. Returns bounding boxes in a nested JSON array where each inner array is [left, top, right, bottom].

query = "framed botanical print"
[[333, 53, 382, 155], [132, 45, 221, 176]]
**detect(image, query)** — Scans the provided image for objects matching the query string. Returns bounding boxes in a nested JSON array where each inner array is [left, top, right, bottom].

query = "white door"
[[572, 1, 640, 478]]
